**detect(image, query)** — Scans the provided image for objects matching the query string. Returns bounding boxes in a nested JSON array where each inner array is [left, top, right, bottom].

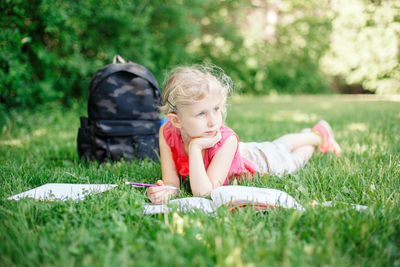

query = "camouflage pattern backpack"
[[77, 55, 161, 163]]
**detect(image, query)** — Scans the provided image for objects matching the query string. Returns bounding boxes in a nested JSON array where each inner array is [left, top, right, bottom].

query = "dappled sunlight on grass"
[[339, 130, 386, 155], [235, 109, 266, 120], [33, 128, 47, 136], [350, 143, 370, 155], [230, 94, 296, 103], [1, 128, 75, 151], [347, 122, 368, 132], [319, 102, 333, 110], [271, 110, 318, 123], [1, 139, 23, 147], [223, 246, 243, 267], [171, 212, 185, 235], [58, 131, 75, 140]]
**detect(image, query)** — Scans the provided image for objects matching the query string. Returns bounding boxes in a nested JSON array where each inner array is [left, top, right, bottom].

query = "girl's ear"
[[167, 113, 182, 129]]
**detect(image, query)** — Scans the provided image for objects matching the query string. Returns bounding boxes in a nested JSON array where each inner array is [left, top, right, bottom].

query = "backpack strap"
[[90, 61, 160, 96]]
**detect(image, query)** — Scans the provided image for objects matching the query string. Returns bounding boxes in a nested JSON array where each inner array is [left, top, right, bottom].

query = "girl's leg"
[[292, 145, 315, 166], [273, 132, 319, 172], [248, 121, 340, 177], [275, 132, 321, 152], [277, 120, 341, 157]]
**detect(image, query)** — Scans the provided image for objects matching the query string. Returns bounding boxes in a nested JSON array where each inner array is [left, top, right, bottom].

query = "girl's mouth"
[[205, 130, 216, 136]]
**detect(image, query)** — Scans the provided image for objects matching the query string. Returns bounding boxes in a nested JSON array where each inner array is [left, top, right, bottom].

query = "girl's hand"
[[189, 131, 222, 150], [146, 180, 179, 204]]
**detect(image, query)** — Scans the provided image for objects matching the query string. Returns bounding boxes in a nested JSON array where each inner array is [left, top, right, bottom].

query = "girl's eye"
[[214, 106, 220, 112], [196, 112, 205, 117]]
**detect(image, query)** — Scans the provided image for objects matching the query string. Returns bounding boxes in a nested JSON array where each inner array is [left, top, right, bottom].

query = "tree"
[[321, 0, 400, 94]]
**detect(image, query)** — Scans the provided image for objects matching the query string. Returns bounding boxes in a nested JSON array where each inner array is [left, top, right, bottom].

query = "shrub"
[[0, 0, 209, 109], [4, 0, 375, 112], [321, 0, 400, 94]]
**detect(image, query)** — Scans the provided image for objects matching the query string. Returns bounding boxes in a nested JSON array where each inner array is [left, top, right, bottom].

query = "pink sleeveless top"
[[163, 121, 257, 185]]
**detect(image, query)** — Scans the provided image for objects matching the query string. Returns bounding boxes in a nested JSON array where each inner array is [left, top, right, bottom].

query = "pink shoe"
[[312, 120, 341, 156]]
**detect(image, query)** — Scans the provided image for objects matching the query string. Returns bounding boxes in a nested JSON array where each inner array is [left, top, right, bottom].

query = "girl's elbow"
[[192, 183, 221, 197]]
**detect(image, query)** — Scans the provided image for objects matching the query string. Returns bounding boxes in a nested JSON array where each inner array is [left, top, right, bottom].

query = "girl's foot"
[[312, 120, 341, 156], [300, 128, 312, 133]]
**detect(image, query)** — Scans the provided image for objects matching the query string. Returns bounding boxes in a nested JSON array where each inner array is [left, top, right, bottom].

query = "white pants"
[[239, 140, 307, 177]]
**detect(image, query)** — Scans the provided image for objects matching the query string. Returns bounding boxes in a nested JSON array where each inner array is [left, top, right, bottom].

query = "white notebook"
[[8, 183, 118, 201]]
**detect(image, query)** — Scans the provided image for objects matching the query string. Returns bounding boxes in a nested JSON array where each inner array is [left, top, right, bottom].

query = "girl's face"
[[176, 91, 223, 139]]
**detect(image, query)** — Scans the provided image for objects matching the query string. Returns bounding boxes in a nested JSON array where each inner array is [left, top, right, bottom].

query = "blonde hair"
[[160, 65, 233, 117]]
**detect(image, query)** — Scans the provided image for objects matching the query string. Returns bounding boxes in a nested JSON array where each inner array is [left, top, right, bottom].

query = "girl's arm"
[[146, 124, 180, 204], [188, 134, 238, 196]]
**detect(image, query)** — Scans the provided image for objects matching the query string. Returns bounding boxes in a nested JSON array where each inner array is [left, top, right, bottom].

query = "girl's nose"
[[207, 113, 216, 127]]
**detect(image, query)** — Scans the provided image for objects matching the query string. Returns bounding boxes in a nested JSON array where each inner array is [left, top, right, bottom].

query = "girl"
[[147, 66, 341, 204]]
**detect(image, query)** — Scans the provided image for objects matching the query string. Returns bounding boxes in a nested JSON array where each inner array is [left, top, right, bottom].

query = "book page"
[[210, 185, 304, 211], [143, 197, 215, 215], [8, 183, 118, 201]]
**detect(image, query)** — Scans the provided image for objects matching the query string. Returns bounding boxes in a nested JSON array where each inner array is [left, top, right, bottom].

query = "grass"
[[1, 95, 400, 267]]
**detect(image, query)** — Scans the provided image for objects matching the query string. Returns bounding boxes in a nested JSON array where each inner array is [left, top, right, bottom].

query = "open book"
[[143, 185, 305, 214]]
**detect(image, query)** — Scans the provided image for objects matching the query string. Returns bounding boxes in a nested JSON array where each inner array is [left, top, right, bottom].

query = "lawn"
[[1, 95, 399, 266]]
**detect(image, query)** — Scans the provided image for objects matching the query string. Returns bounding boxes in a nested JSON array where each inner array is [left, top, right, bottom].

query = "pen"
[[125, 181, 178, 190]]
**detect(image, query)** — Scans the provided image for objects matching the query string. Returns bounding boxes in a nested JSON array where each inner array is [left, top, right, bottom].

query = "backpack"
[[77, 55, 161, 163]]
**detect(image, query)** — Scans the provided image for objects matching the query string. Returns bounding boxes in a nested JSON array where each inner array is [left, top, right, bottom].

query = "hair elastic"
[[167, 99, 177, 112]]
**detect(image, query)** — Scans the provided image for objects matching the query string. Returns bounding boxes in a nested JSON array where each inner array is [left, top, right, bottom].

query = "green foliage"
[[1, 0, 335, 111], [321, 0, 400, 94], [2, 0, 399, 111], [268, 2, 333, 94], [0, 0, 211, 108], [1, 95, 400, 266], [237, 1, 333, 94], [188, 0, 333, 95]]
